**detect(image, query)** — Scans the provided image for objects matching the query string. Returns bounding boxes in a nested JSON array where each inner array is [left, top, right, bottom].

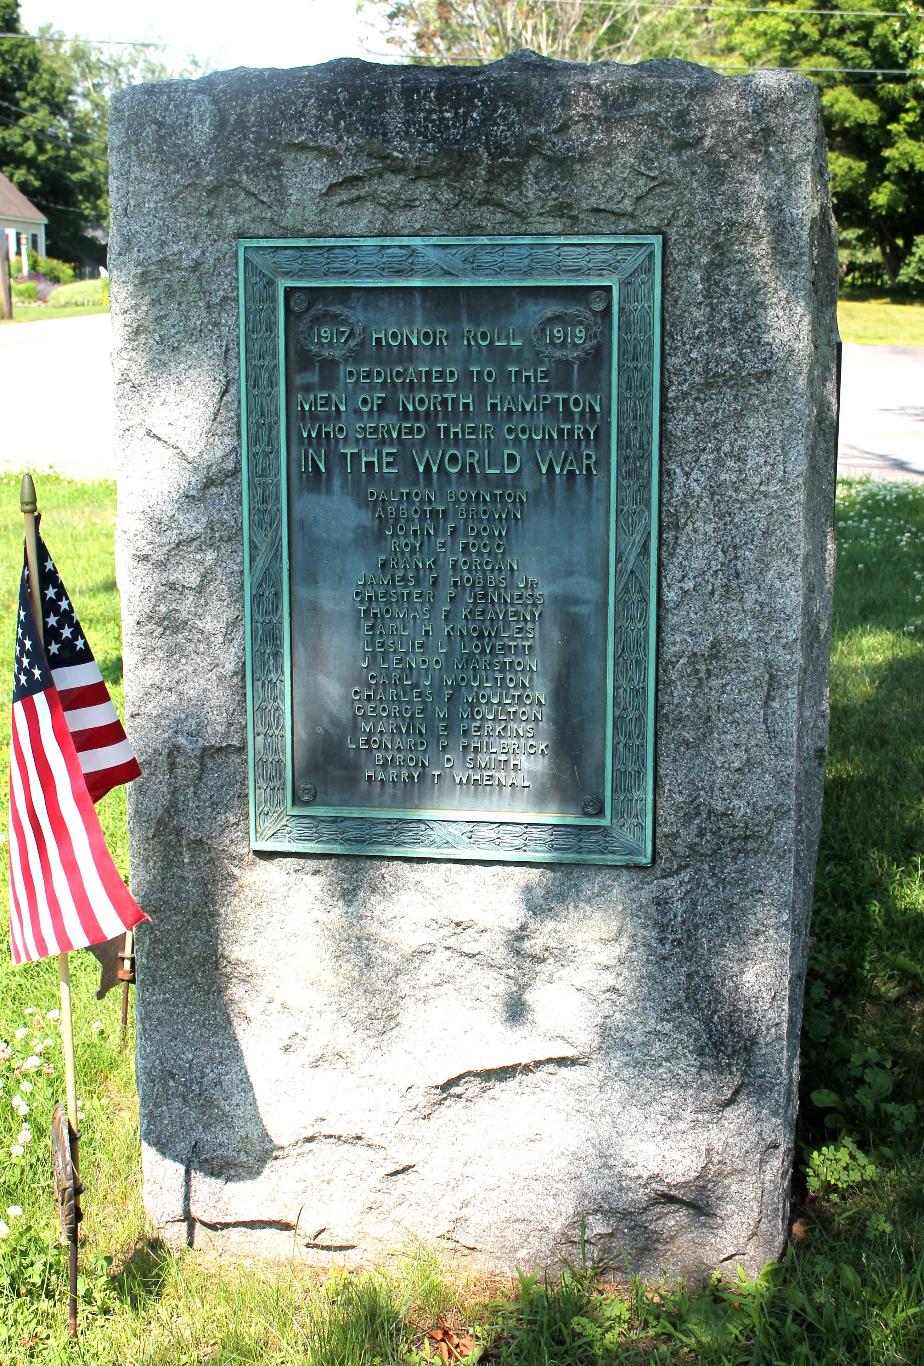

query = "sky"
[[19, 1, 396, 73]]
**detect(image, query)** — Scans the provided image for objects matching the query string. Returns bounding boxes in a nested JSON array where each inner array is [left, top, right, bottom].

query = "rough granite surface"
[[109, 53, 838, 1277]]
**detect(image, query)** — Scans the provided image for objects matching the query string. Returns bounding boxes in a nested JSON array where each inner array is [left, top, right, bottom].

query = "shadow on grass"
[[800, 590, 924, 1153], [112, 1238, 175, 1310], [839, 287, 924, 307]]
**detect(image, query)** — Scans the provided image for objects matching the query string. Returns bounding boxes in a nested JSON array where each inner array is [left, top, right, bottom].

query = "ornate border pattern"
[[240, 237, 660, 864]]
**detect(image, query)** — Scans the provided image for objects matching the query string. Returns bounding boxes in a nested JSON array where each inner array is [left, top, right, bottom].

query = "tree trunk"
[[878, 231, 906, 286]]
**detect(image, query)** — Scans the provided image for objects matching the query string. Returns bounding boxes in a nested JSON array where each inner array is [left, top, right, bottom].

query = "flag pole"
[[20, 473, 81, 1337], [118, 928, 135, 1046]]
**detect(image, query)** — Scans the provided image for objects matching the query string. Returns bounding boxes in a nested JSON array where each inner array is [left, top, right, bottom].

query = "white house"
[[0, 172, 47, 268]]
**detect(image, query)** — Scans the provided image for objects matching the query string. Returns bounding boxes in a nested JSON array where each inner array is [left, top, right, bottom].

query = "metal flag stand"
[[118, 928, 136, 1047], [20, 473, 82, 1336]]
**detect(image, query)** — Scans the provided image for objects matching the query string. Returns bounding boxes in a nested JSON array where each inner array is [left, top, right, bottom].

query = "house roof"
[[0, 173, 47, 224]]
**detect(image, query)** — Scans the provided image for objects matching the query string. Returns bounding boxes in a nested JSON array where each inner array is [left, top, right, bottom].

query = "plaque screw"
[[298, 783, 317, 803], [582, 794, 603, 816], [588, 289, 609, 312]]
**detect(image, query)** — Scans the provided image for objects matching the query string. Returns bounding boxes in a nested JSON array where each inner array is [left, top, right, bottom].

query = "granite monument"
[[109, 52, 838, 1276]]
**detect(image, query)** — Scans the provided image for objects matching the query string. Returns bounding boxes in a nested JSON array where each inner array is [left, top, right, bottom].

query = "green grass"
[[1, 305, 110, 324], [838, 292, 924, 346], [2, 276, 109, 324], [0, 475, 923, 1362]]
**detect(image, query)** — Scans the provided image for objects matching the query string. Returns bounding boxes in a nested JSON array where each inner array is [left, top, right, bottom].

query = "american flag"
[[37, 537, 140, 800], [8, 543, 146, 966]]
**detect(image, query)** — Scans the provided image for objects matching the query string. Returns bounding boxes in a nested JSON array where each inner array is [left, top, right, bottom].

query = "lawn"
[[0, 475, 922, 1363], [2, 305, 111, 325], [838, 293, 924, 346]]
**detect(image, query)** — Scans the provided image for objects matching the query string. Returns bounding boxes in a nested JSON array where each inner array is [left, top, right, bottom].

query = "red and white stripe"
[[52, 661, 140, 802], [8, 684, 145, 965]]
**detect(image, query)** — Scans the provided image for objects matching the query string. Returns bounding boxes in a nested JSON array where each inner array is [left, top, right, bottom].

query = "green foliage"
[[12, 248, 73, 283], [712, 1, 924, 284], [491, 1263, 602, 1362], [0, 2, 205, 260], [373, 0, 712, 66], [32, 254, 74, 285], [373, 1, 924, 286], [0, 2, 106, 260], [806, 1135, 879, 1199], [570, 1295, 631, 1358], [10, 279, 36, 301], [897, 235, 924, 290], [803, 480, 924, 1145]]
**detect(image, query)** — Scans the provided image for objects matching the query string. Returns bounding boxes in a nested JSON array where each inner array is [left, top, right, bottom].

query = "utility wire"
[[721, 63, 924, 70], [0, 113, 108, 161], [527, 0, 907, 11], [0, 99, 107, 154], [368, 46, 924, 70], [0, 33, 167, 47]]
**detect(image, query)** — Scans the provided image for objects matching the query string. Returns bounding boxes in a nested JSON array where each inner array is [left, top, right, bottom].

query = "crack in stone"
[[435, 1054, 587, 1093], [193, 1216, 297, 1233], [651, 1189, 711, 1216]]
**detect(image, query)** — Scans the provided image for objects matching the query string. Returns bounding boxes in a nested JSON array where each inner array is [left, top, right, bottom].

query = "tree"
[[371, 0, 923, 285], [0, 2, 203, 262], [712, 0, 924, 283], [0, 1, 101, 260], [370, 0, 709, 66]]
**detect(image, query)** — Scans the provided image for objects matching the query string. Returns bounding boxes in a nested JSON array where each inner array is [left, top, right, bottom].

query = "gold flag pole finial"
[[20, 472, 37, 516]]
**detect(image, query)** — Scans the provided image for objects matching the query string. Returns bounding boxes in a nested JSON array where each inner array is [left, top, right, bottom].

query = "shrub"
[[34, 255, 75, 285], [46, 279, 107, 309], [897, 238, 924, 296], [11, 280, 38, 303]]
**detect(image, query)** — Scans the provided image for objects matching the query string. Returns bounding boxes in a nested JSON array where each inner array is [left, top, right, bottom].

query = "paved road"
[[0, 313, 115, 480], [838, 343, 924, 482], [0, 318, 922, 483]]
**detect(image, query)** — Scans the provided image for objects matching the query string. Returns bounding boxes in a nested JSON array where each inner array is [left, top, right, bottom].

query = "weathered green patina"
[[240, 235, 661, 863]]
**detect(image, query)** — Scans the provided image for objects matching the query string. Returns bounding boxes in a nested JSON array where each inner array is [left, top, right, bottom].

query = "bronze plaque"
[[285, 281, 615, 823], [241, 237, 660, 863]]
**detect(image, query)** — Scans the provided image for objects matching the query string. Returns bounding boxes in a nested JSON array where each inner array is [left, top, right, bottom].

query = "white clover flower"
[[23, 1008, 36, 1017], [10, 1144, 23, 1157], [17, 1126, 31, 1146], [46, 1010, 60, 1023], [0, 1220, 9, 1240], [14, 1028, 28, 1041], [19, 1081, 31, 1093], [92, 1021, 103, 1033], [21, 1057, 40, 1072], [6, 1206, 22, 1218]]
